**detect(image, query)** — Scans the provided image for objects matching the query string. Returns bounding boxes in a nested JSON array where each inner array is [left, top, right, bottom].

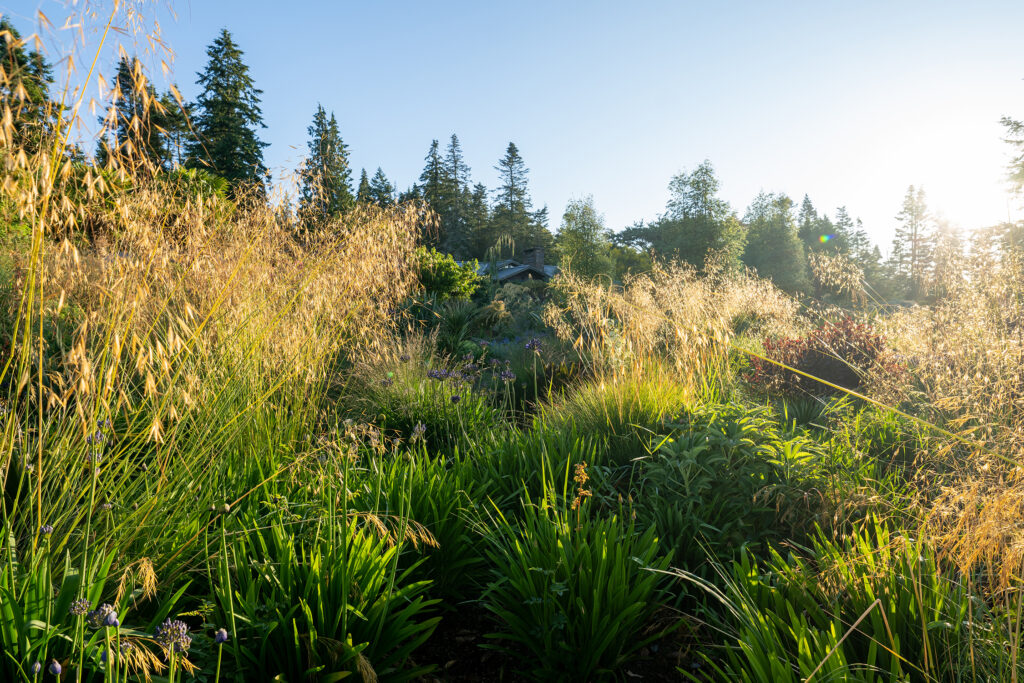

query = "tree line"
[[5, 19, 1023, 303]]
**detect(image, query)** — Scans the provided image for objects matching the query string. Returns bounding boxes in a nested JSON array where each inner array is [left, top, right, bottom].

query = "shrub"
[[635, 402, 823, 572], [482, 502, 672, 681], [415, 247, 481, 301], [745, 316, 897, 397]]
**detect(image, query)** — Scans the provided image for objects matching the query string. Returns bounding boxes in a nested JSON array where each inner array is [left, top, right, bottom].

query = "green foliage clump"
[[216, 514, 439, 682], [688, 521, 978, 682], [482, 502, 672, 681], [415, 247, 482, 301]]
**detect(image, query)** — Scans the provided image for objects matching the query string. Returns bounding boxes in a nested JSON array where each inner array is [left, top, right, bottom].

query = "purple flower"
[[86, 604, 116, 630], [380, 378, 393, 388], [426, 369, 448, 381], [525, 337, 542, 352], [399, 354, 410, 362], [40, 524, 53, 535], [154, 618, 191, 655], [214, 628, 229, 644], [69, 598, 90, 616], [48, 660, 61, 675], [450, 395, 461, 404], [105, 611, 120, 627], [30, 661, 41, 675], [500, 369, 516, 383]]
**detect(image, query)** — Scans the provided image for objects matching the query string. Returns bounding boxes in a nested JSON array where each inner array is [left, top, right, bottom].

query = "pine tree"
[[887, 185, 932, 300], [743, 192, 809, 293], [158, 88, 192, 167], [465, 182, 490, 255], [369, 168, 396, 207], [96, 57, 169, 172], [356, 169, 372, 204], [418, 140, 450, 248], [186, 29, 269, 195], [0, 17, 53, 151], [298, 104, 354, 222]]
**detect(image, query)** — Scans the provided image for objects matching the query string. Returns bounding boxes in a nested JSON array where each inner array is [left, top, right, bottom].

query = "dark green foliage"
[[217, 515, 439, 682], [886, 185, 932, 300], [186, 29, 269, 195], [96, 57, 170, 171], [298, 104, 354, 223], [635, 403, 822, 572], [743, 192, 810, 293], [356, 167, 371, 203], [369, 167, 396, 207], [0, 17, 54, 152], [485, 142, 554, 259], [482, 504, 673, 681]]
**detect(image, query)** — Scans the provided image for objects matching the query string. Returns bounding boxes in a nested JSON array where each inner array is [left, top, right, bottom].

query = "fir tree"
[[488, 142, 552, 258], [158, 88, 192, 168], [419, 140, 450, 248], [442, 133, 473, 257], [369, 168, 396, 207], [356, 168, 372, 204], [186, 29, 269, 195], [96, 57, 169, 172], [0, 17, 54, 151], [298, 104, 354, 222]]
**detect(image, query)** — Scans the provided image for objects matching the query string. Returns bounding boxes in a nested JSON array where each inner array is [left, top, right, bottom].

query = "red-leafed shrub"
[[745, 317, 895, 396]]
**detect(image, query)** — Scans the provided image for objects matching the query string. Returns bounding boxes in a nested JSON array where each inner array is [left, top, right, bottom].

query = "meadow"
[[5, 6, 1024, 683]]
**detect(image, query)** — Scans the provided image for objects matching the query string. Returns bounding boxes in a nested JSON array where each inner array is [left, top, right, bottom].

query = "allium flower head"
[[214, 628, 229, 644], [69, 598, 90, 616], [48, 660, 61, 675], [525, 337, 542, 352], [30, 661, 41, 675], [154, 618, 192, 655], [500, 369, 516, 383]]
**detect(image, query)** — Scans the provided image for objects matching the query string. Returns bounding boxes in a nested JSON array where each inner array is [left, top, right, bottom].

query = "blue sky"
[[5, 0, 1024, 248]]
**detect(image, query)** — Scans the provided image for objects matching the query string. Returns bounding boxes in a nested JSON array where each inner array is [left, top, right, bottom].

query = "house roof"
[[458, 258, 559, 281]]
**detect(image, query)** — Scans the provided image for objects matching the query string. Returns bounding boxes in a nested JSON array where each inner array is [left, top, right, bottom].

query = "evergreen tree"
[[418, 140, 450, 248], [556, 196, 613, 279], [186, 29, 268, 195], [0, 17, 53, 151], [886, 185, 932, 300], [96, 57, 169, 172], [298, 104, 354, 222], [158, 88, 192, 167], [743, 192, 809, 293], [356, 168, 372, 204], [929, 219, 963, 299], [369, 167, 396, 207], [1001, 116, 1024, 195], [488, 142, 552, 258], [441, 133, 473, 256], [465, 182, 490, 255]]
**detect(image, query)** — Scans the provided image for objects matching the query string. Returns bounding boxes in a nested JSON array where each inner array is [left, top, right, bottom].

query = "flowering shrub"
[[745, 317, 897, 396]]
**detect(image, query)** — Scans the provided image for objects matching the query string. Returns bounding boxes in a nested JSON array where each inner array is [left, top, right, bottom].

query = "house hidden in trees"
[[473, 247, 558, 283]]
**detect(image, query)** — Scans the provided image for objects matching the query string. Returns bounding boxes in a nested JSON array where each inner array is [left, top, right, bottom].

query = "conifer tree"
[[488, 142, 553, 258], [441, 133, 473, 256], [369, 167, 396, 207], [96, 57, 169, 172], [0, 17, 54, 151], [298, 104, 354, 222], [418, 140, 450, 247], [186, 29, 268, 195], [158, 88, 192, 167], [356, 168, 372, 204], [886, 185, 932, 300]]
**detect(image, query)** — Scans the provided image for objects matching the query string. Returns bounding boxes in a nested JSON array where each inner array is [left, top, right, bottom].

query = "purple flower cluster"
[[69, 598, 91, 616], [525, 337, 543, 352], [155, 618, 192, 655], [85, 604, 117, 630], [500, 369, 516, 383]]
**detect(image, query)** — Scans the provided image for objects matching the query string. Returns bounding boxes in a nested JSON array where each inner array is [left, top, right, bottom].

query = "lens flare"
[[819, 234, 835, 243]]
